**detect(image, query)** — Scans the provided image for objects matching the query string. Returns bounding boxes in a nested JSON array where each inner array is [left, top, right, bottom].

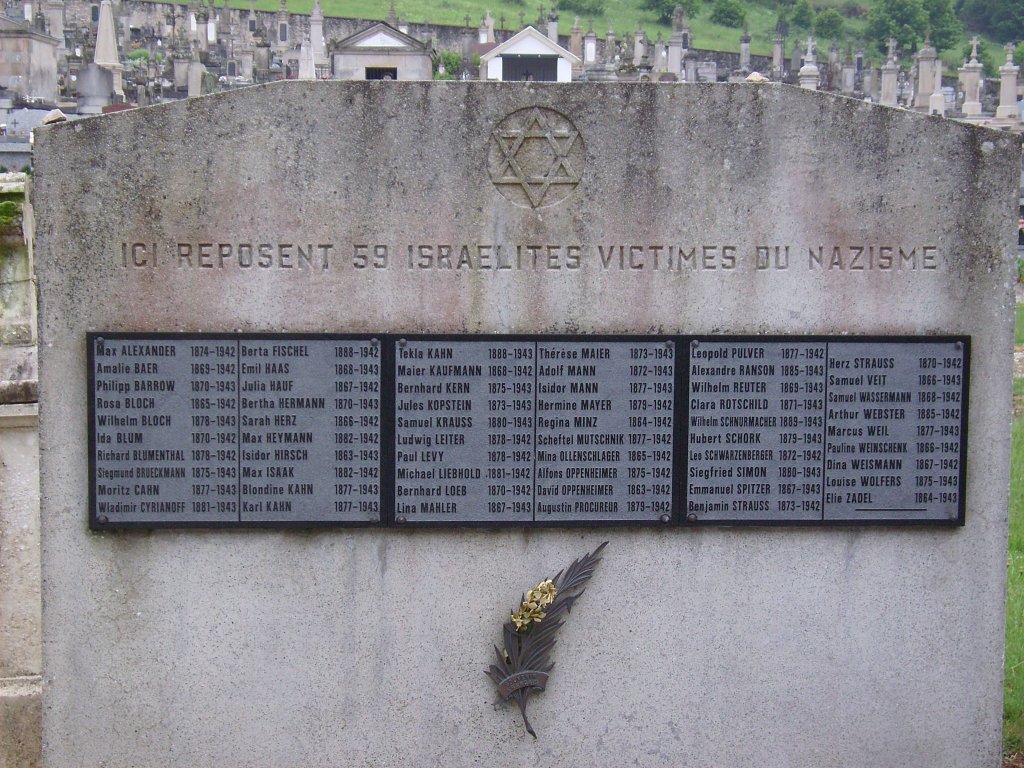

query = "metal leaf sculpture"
[[486, 541, 608, 738]]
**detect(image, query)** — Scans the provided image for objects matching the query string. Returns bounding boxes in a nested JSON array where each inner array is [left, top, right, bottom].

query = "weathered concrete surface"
[[0, 678, 41, 768], [0, 404, 41, 768], [32, 82, 1020, 767]]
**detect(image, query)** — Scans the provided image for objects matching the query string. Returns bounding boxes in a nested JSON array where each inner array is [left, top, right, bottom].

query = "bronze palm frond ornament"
[[486, 542, 608, 738]]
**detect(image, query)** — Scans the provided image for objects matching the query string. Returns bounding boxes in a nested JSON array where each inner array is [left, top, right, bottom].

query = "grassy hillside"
[[200, 0, 1002, 70], [231, 0, 868, 57]]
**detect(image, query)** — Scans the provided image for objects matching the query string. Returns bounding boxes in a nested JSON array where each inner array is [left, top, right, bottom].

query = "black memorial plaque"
[[88, 333, 968, 529], [686, 338, 967, 523], [89, 334, 382, 526], [392, 337, 675, 523]]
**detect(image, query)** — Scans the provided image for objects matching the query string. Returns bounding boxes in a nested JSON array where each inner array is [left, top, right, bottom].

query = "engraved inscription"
[[90, 334, 968, 528], [92, 335, 382, 525], [119, 241, 942, 272]]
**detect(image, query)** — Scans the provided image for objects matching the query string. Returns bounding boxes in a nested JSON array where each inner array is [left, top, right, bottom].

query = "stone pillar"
[[960, 37, 984, 117], [653, 33, 666, 74], [187, 58, 205, 96], [569, 16, 582, 60], [274, 0, 288, 54], [798, 36, 819, 90], [995, 43, 1019, 120], [928, 60, 946, 115], [666, 5, 688, 79], [880, 39, 898, 107], [666, 31, 681, 77], [0, 405, 40, 768], [841, 44, 855, 94], [310, 0, 325, 67], [298, 37, 314, 79], [243, 0, 255, 47], [483, 11, 495, 43], [44, 0, 65, 57], [195, 10, 208, 52], [585, 26, 619, 81], [93, 0, 123, 97], [863, 67, 877, 100], [739, 27, 750, 72], [173, 55, 189, 89], [633, 26, 645, 67], [683, 53, 696, 83], [0, 202, 39, 762], [547, 10, 557, 43], [77, 63, 112, 113], [583, 23, 597, 70], [254, 41, 270, 72], [914, 36, 936, 111], [772, 33, 783, 80], [237, 49, 253, 80]]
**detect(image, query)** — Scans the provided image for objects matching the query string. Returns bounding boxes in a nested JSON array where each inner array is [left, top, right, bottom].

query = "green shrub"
[[814, 7, 844, 38], [0, 200, 21, 231], [644, 0, 700, 24], [433, 50, 463, 76], [791, 0, 815, 29], [709, 0, 745, 27], [559, 0, 607, 16]]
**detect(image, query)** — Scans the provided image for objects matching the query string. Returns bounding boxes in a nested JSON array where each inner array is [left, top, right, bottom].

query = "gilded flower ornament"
[[486, 543, 607, 737]]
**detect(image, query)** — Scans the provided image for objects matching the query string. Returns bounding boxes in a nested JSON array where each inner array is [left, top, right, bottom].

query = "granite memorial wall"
[[33, 81, 1020, 767]]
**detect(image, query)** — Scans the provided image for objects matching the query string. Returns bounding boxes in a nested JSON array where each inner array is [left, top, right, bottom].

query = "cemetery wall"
[[32, 81, 1020, 768]]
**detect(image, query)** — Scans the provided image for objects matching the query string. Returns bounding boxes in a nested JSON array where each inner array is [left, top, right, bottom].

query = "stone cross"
[[969, 36, 979, 62], [672, 5, 685, 32], [1005, 42, 1016, 65], [805, 35, 815, 64], [887, 37, 896, 63]]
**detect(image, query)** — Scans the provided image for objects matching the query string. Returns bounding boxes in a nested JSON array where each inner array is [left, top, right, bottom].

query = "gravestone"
[[33, 81, 1019, 767]]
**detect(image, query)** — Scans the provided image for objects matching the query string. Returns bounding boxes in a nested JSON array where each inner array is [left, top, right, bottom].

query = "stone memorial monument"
[[32, 81, 1020, 766]]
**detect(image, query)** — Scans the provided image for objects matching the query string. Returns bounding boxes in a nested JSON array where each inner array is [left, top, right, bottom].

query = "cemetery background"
[[0, 0, 1018, 763], [0, 0, 1016, 124], [19, 77, 1022, 767]]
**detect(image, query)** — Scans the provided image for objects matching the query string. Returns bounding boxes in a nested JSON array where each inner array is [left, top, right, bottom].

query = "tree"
[[959, 0, 1024, 44], [710, 0, 745, 28], [865, 0, 928, 55], [775, 10, 790, 37], [791, 0, 815, 31], [921, 0, 962, 50], [814, 8, 844, 39], [644, 0, 700, 25]]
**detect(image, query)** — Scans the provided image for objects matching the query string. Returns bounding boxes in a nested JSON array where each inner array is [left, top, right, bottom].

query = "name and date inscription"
[[88, 334, 968, 529], [120, 242, 941, 272]]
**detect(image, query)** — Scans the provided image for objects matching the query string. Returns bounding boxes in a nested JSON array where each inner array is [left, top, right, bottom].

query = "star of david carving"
[[488, 108, 584, 209]]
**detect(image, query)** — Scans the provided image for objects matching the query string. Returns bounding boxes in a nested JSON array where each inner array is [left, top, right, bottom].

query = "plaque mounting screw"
[[97, 515, 108, 524], [396, 515, 407, 523], [955, 341, 962, 350], [371, 338, 380, 347], [665, 340, 674, 350], [398, 338, 407, 348], [686, 513, 697, 522], [659, 513, 671, 523], [96, 336, 104, 345], [691, 340, 699, 349]]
